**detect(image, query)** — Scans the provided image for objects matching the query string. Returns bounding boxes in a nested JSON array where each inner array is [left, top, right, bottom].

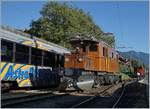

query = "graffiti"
[[1, 63, 35, 81]]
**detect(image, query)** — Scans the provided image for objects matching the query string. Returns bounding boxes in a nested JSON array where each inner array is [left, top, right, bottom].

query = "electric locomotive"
[[63, 36, 121, 90]]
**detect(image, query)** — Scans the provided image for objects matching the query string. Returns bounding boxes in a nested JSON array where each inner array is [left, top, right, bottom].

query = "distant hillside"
[[118, 51, 149, 67]]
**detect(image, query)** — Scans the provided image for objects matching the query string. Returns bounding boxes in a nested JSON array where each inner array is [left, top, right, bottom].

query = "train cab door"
[[105, 47, 109, 72], [103, 47, 109, 71]]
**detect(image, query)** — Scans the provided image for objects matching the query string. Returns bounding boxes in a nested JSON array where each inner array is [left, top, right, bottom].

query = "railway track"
[[1, 84, 122, 108], [70, 81, 135, 108], [1, 91, 69, 108], [112, 79, 148, 108], [71, 83, 130, 108], [2, 80, 135, 108], [112, 82, 126, 108], [70, 84, 116, 108]]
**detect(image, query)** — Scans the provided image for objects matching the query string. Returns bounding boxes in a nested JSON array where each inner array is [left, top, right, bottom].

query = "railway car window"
[[89, 45, 97, 52], [56, 54, 64, 67], [54, 54, 58, 67], [60, 55, 64, 67], [15, 44, 29, 64], [56, 54, 59, 67], [31, 48, 42, 66], [43, 51, 51, 66], [57, 54, 62, 67], [1, 39, 13, 62], [50, 53, 56, 67], [55, 54, 60, 67]]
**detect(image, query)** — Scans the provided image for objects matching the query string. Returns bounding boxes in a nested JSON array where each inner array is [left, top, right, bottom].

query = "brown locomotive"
[[63, 37, 121, 90]]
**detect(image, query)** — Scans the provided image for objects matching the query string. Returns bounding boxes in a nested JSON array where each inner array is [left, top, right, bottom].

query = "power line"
[[116, 1, 124, 44], [116, 1, 133, 50]]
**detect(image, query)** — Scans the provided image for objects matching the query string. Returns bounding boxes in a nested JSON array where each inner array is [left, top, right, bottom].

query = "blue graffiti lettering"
[[5, 65, 14, 80], [2, 64, 35, 81]]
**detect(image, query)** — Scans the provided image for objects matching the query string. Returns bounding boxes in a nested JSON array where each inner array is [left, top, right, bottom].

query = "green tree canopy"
[[25, 2, 115, 48]]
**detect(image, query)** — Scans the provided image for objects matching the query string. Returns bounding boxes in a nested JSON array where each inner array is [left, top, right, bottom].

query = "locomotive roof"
[[70, 36, 112, 48], [0, 26, 70, 54]]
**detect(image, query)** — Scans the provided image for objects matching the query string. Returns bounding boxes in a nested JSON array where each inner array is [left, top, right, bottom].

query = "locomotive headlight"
[[65, 58, 69, 62], [78, 57, 83, 62]]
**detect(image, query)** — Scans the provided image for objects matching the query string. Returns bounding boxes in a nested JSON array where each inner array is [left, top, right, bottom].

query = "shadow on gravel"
[[2, 82, 149, 108], [113, 81, 149, 108]]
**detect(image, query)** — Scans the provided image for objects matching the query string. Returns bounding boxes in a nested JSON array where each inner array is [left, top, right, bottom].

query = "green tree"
[[100, 33, 115, 47], [25, 1, 115, 48]]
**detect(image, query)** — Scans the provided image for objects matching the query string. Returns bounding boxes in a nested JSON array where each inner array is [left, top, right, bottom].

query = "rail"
[[112, 82, 126, 108], [1, 91, 69, 108], [70, 85, 114, 108]]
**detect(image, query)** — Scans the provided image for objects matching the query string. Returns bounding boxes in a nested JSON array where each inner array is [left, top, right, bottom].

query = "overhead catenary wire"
[[116, 1, 133, 50], [116, 1, 124, 43]]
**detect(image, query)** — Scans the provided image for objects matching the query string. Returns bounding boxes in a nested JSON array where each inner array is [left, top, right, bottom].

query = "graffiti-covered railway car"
[[0, 26, 70, 89]]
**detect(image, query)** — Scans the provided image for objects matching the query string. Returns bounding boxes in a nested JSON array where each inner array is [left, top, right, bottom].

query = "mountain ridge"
[[118, 50, 149, 68]]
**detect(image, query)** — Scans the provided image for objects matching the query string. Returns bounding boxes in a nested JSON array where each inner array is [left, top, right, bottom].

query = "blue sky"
[[2, 1, 149, 53]]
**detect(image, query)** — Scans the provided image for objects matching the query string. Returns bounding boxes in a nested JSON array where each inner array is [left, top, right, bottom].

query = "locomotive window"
[[89, 45, 97, 52], [105, 48, 108, 57], [31, 48, 42, 66], [112, 52, 114, 58], [15, 43, 29, 64], [82, 46, 86, 52], [1, 39, 13, 62], [103, 47, 105, 56], [103, 47, 108, 57]]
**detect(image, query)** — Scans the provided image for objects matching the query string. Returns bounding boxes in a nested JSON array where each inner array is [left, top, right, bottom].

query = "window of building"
[[1, 39, 13, 62], [89, 45, 97, 52], [15, 43, 29, 64]]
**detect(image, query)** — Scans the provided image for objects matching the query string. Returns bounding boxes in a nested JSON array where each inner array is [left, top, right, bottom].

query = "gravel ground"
[[115, 81, 149, 108], [3, 81, 147, 108], [3, 84, 122, 108], [4, 94, 90, 108]]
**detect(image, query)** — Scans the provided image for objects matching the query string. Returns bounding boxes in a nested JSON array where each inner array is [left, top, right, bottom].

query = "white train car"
[[0, 26, 70, 88]]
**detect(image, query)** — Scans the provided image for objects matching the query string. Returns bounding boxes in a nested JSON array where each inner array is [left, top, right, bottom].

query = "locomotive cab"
[[65, 37, 119, 73], [65, 38, 99, 71]]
